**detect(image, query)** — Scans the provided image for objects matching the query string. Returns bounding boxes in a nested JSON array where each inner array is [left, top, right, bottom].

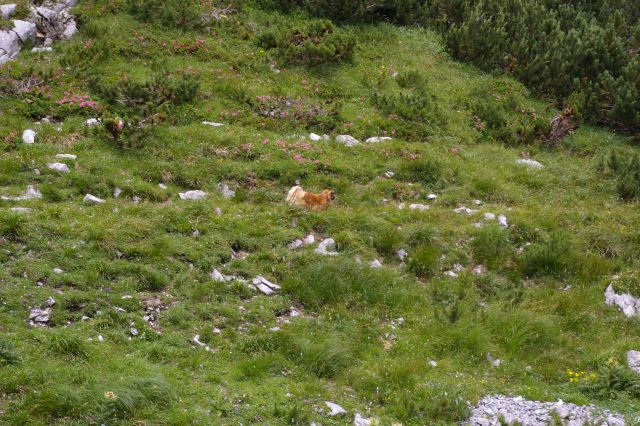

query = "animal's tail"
[[286, 186, 304, 205]]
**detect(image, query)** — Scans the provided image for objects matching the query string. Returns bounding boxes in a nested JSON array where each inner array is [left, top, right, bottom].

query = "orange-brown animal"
[[286, 186, 335, 210]]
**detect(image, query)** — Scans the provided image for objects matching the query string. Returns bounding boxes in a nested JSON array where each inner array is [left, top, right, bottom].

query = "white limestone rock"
[[179, 190, 207, 200], [335, 135, 360, 147], [22, 128, 36, 144], [84, 194, 105, 204], [48, 162, 70, 173]]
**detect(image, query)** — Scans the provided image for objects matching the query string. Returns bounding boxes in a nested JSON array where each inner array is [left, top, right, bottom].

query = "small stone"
[[353, 413, 371, 426], [325, 401, 347, 417], [455, 206, 478, 215], [158, 183, 167, 189], [427, 193, 437, 200], [365, 136, 392, 143], [55, 154, 77, 160], [409, 203, 429, 211], [218, 183, 235, 198], [10, 207, 32, 213], [179, 190, 207, 200], [210, 269, 226, 282], [214, 207, 222, 215], [627, 350, 640, 374], [315, 238, 338, 256], [48, 162, 70, 173], [484, 212, 496, 220], [287, 239, 303, 250], [85, 118, 101, 126], [252, 276, 281, 295], [429, 360, 437, 367], [369, 259, 383, 268], [497, 215, 508, 228], [113, 187, 122, 198], [384, 171, 395, 178], [309, 133, 322, 141], [444, 271, 458, 278], [472, 265, 487, 275], [53, 268, 63, 275], [84, 194, 105, 204], [202, 121, 224, 127], [0, 4, 17, 19], [31, 46, 53, 53], [397, 249, 408, 261], [335, 135, 360, 147], [12, 20, 36, 43], [516, 158, 544, 169], [97, 335, 104, 342], [22, 129, 36, 144]]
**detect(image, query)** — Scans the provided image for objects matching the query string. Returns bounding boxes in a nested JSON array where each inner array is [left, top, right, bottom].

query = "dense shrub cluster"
[[257, 19, 356, 66], [268, 0, 640, 134], [608, 150, 640, 201], [127, 0, 203, 29]]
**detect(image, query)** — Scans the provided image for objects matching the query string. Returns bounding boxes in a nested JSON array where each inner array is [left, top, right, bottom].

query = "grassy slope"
[[1, 2, 640, 425]]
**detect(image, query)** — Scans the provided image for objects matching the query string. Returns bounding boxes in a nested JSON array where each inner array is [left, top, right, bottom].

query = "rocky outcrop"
[[0, 0, 78, 65], [467, 395, 624, 426]]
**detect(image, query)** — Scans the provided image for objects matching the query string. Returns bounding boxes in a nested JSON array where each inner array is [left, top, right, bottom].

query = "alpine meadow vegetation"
[[0, 0, 640, 424]]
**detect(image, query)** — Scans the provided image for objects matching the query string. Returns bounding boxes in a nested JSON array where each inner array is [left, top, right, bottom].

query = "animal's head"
[[322, 190, 336, 201]]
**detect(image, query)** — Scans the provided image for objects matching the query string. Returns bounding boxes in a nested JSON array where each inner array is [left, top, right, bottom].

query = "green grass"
[[0, 1, 639, 424]]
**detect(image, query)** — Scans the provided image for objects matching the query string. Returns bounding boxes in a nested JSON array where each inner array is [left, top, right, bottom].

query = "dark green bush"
[[127, 0, 203, 30], [521, 232, 577, 278], [471, 224, 513, 269], [257, 19, 356, 66], [608, 150, 640, 201], [407, 244, 440, 279], [267, 0, 640, 134], [0, 338, 20, 366]]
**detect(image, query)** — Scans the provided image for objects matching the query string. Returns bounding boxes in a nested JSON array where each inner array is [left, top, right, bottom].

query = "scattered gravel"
[[467, 395, 625, 426]]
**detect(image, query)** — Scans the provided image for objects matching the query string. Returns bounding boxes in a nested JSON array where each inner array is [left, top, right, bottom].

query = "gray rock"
[[48, 162, 70, 173], [84, 194, 105, 204], [516, 158, 544, 169], [315, 238, 338, 256], [605, 283, 640, 317], [1, 185, 42, 201], [1, 4, 17, 19], [179, 190, 207, 200], [627, 350, 640, 374], [218, 183, 235, 198], [325, 401, 347, 416], [12, 20, 37, 42], [56, 154, 77, 160], [365, 136, 392, 143], [467, 395, 625, 426], [31, 46, 53, 53], [353, 413, 371, 426], [0, 30, 20, 64], [22, 128, 36, 144], [252, 276, 280, 295], [335, 135, 360, 147], [9, 207, 32, 213]]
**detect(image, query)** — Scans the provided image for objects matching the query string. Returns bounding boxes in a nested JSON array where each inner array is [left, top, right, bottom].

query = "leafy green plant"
[[407, 244, 440, 279], [0, 338, 20, 366], [257, 19, 356, 66], [521, 232, 577, 278], [607, 150, 640, 201], [127, 0, 203, 29]]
